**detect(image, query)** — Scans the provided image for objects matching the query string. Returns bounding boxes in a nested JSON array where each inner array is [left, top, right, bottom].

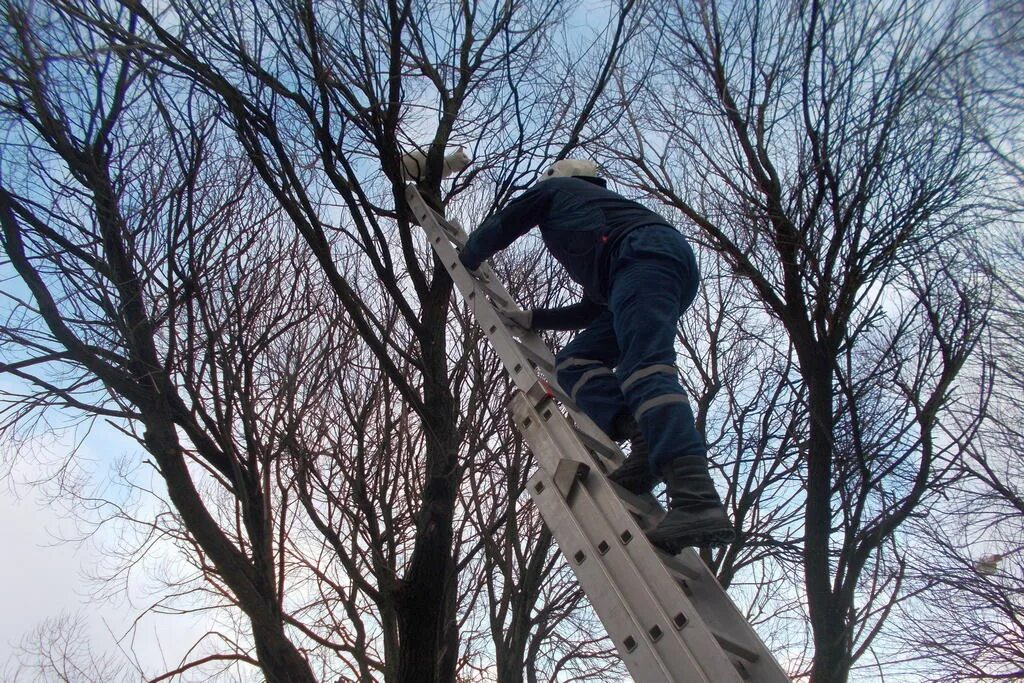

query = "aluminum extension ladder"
[[407, 183, 789, 682]]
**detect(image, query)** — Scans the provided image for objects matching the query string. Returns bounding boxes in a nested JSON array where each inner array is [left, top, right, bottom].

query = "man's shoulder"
[[540, 176, 619, 199]]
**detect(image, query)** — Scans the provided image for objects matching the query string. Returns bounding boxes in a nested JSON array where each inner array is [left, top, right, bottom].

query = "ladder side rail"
[[406, 183, 569, 381], [406, 184, 549, 397], [519, 413, 745, 682]]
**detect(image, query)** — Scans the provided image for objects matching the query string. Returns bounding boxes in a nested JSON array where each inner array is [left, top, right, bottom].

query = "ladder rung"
[[616, 500, 659, 532], [512, 337, 556, 374], [473, 276, 511, 308], [608, 482, 662, 519], [553, 459, 590, 498], [713, 630, 762, 664], [572, 425, 620, 463], [656, 549, 704, 582]]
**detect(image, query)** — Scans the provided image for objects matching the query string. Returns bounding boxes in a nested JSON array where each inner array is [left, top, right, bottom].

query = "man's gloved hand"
[[500, 309, 533, 331], [466, 265, 490, 283], [458, 250, 489, 282], [457, 248, 478, 269]]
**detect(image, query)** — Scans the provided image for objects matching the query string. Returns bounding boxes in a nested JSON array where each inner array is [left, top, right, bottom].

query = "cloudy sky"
[[0, 425, 215, 677]]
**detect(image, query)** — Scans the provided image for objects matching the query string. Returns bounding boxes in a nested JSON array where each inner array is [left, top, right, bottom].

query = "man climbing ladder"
[[458, 159, 734, 552]]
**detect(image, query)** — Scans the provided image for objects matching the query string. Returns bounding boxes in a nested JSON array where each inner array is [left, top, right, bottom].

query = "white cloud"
[[0, 429, 222, 678]]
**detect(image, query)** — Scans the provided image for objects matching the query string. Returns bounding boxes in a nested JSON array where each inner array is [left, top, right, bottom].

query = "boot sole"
[[607, 470, 661, 496], [647, 524, 735, 554]]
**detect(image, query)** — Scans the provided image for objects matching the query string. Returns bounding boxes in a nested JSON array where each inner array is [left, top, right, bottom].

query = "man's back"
[[532, 176, 667, 236], [461, 176, 671, 300]]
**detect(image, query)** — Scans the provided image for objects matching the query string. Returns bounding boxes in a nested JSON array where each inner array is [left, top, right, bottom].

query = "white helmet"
[[538, 158, 600, 182]]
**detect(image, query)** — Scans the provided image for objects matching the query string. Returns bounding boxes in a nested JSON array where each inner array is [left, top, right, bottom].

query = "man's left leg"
[[609, 227, 735, 552], [554, 310, 623, 435], [554, 313, 656, 491]]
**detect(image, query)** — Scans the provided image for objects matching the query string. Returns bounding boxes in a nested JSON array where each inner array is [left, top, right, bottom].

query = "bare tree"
[[1, 1, 646, 681], [2, 613, 132, 683], [56, 0, 642, 679], [601, 1, 991, 680], [0, 1, 332, 676], [888, 3, 1024, 678], [897, 472, 1024, 681], [972, 0, 1023, 212]]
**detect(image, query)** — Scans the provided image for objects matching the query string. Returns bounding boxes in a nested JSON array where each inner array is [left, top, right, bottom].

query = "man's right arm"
[[459, 184, 553, 269], [531, 298, 603, 331]]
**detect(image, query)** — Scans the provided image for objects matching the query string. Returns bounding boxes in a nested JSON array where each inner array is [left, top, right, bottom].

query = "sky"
[[0, 423, 216, 678], [0, 484, 95, 657]]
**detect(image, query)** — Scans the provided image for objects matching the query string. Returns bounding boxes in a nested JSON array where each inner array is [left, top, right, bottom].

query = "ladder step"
[[608, 482, 662, 520], [615, 501, 660, 532], [512, 337, 556, 375], [656, 549, 705, 582], [732, 657, 753, 680], [552, 459, 590, 498], [572, 425, 621, 463], [713, 629, 762, 663], [473, 276, 511, 309]]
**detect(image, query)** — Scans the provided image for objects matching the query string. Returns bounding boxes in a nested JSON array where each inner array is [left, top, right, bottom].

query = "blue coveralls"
[[459, 176, 706, 472]]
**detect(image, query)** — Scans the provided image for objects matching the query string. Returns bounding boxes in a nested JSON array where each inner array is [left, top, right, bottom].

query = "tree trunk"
[[798, 345, 851, 683], [496, 527, 554, 683], [394, 253, 461, 682], [143, 419, 319, 683]]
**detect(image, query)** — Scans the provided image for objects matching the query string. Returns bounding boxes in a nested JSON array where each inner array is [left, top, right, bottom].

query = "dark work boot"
[[647, 458, 735, 553], [607, 415, 661, 495]]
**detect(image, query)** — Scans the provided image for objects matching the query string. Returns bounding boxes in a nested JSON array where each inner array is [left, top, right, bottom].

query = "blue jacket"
[[459, 177, 671, 329]]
